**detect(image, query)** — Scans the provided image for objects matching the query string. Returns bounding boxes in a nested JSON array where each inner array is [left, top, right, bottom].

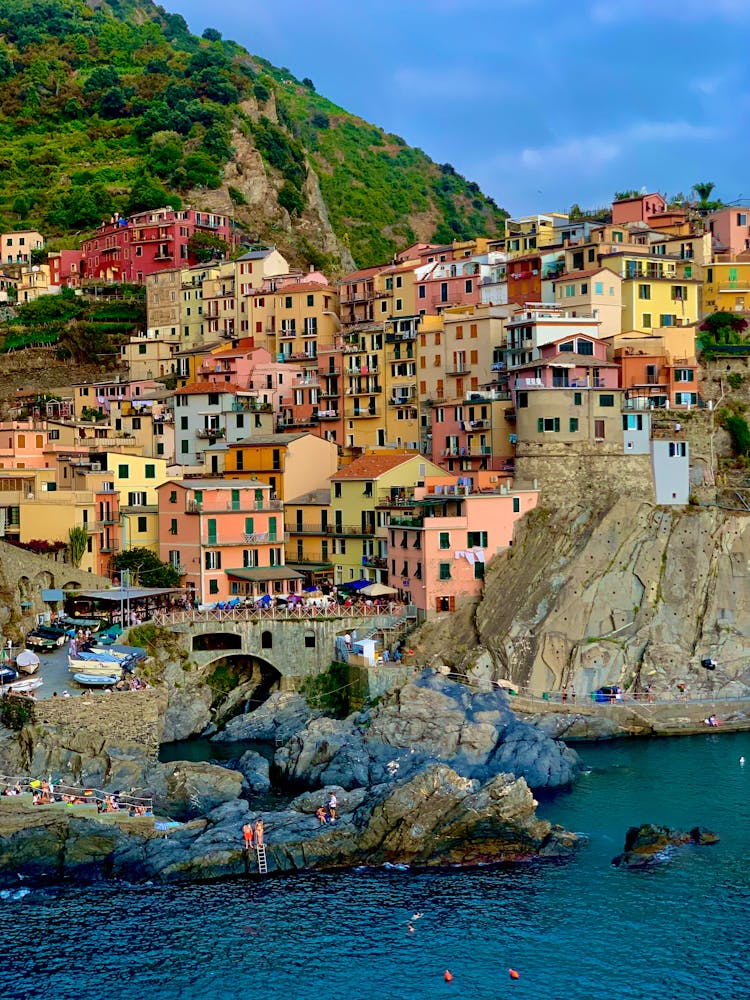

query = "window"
[[439, 562, 451, 580], [599, 394, 615, 407], [306, 294, 314, 307], [707, 267, 713, 283], [470, 324, 477, 338], [209, 579, 219, 595], [642, 313, 652, 328], [439, 531, 450, 549], [117, 464, 129, 479], [205, 551, 221, 569], [638, 284, 651, 300], [137, 516, 147, 533], [207, 518, 217, 544], [594, 281, 604, 295], [518, 392, 528, 408], [577, 339, 593, 355], [669, 441, 688, 457], [180, 416, 188, 430], [236, 413, 244, 429], [569, 417, 579, 432], [181, 441, 189, 454], [144, 464, 155, 479], [588, 249, 596, 262], [594, 419, 605, 439], [169, 490, 177, 503], [474, 562, 485, 580], [465, 279, 473, 293], [537, 417, 560, 432], [208, 393, 219, 406], [512, 497, 520, 513], [580, 283, 588, 294], [169, 518, 178, 535], [559, 341, 574, 352], [660, 314, 676, 327], [675, 392, 698, 406], [565, 284, 575, 297], [418, 285, 425, 299], [738, 213, 747, 227], [674, 369, 694, 382], [671, 285, 687, 301], [138, 344, 147, 355], [285, 296, 292, 308], [334, 482, 342, 499], [467, 531, 488, 547]]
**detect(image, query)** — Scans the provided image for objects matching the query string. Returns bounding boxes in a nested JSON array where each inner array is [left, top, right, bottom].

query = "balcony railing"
[[186, 499, 283, 514], [169, 563, 188, 575], [196, 427, 225, 438], [288, 523, 330, 535], [326, 523, 376, 536], [345, 385, 382, 395], [321, 367, 341, 377], [389, 514, 423, 528], [376, 488, 416, 506], [446, 365, 470, 376], [318, 410, 340, 420], [244, 532, 290, 544], [362, 555, 388, 569], [347, 410, 380, 419]]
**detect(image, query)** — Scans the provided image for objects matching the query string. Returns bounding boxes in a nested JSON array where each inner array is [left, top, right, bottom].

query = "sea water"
[[1, 732, 748, 1000]]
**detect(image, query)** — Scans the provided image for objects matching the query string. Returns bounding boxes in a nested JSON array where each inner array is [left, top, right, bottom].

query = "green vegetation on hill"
[[0, 0, 507, 267]]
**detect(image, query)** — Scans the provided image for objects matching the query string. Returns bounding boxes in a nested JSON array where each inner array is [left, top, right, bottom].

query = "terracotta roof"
[[552, 267, 622, 282], [176, 381, 245, 396], [339, 266, 385, 282], [276, 282, 334, 294], [330, 452, 416, 481]]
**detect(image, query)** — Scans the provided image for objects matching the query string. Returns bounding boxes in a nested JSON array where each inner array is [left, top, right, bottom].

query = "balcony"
[[319, 389, 339, 399], [277, 414, 320, 428], [196, 426, 225, 438], [321, 367, 341, 377], [388, 397, 417, 408], [326, 523, 376, 537], [278, 329, 297, 340], [362, 555, 388, 569], [446, 364, 470, 377], [288, 523, 330, 535], [345, 384, 382, 396], [318, 410, 340, 420], [120, 504, 159, 514], [169, 563, 187, 575], [377, 488, 416, 507], [469, 418, 491, 429], [347, 409, 380, 419], [244, 532, 290, 544], [99, 539, 120, 553], [187, 499, 283, 514], [285, 551, 333, 565], [389, 514, 423, 528]]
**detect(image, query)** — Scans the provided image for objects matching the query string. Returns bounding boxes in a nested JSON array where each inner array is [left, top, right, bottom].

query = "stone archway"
[[34, 570, 54, 591], [203, 652, 282, 726], [192, 631, 242, 652]]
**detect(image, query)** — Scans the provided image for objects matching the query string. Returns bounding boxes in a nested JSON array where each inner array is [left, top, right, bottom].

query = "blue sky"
[[166, 0, 750, 218]]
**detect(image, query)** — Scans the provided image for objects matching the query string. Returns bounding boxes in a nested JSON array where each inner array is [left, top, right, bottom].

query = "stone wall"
[[0, 539, 112, 642], [34, 688, 167, 758], [515, 444, 654, 506]]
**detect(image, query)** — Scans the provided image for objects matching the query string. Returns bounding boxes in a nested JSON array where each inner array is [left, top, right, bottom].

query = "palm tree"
[[693, 181, 716, 210]]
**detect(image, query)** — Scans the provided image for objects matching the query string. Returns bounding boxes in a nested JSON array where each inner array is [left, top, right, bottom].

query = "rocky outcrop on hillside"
[[423, 498, 750, 700]]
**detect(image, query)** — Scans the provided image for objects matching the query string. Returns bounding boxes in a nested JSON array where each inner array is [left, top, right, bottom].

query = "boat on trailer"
[[73, 673, 119, 687]]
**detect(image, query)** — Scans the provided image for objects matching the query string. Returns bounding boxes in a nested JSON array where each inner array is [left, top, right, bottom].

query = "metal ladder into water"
[[255, 843, 268, 874]]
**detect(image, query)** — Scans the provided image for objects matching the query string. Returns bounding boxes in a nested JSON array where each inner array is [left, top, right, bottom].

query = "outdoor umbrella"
[[360, 582, 398, 597]]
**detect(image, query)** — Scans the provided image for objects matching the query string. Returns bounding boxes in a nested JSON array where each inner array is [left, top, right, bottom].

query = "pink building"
[[708, 206, 750, 257], [430, 398, 513, 475], [611, 193, 667, 225], [48, 250, 84, 289], [157, 478, 300, 605], [0, 422, 54, 469], [386, 473, 538, 616], [510, 333, 618, 401], [82, 207, 231, 284], [416, 258, 483, 315]]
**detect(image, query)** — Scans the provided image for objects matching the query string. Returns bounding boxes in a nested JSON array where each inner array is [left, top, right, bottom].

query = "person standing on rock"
[[327, 791, 337, 822], [254, 818, 265, 846], [242, 822, 254, 850]]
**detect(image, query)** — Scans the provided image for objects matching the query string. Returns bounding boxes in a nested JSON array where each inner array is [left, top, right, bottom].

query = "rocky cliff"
[[410, 499, 750, 700]]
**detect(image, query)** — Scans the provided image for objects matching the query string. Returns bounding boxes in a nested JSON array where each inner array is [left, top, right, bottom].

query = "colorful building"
[[1, 230, 44, 265], [329, 452, 444, 587], [224, 432, 338, 501], [553, 268, 624, 338], [611, 193, 667, 226], [284, 488, 333, 584], [82, 207, 231, 284], [707, 206, 750, 258], [703, 262, 750, 315], [157, 479, 298, 604], [385, 473, 539, 615]]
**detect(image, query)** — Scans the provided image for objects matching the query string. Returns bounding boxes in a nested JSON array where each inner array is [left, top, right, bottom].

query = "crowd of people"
[[1, 778, 152, 815]]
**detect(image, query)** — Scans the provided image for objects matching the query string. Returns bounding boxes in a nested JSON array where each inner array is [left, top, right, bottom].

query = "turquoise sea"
[[2, 732, 748, 1000]]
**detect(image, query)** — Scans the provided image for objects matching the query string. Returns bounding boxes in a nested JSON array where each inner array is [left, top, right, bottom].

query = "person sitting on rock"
[[315, 807, 328, 825]]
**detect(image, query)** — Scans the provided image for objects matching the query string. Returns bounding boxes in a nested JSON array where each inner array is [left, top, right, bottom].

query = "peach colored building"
[[157, 478, 299, 605], [707, 206, 750, 258], [386, 474, 538, 615]]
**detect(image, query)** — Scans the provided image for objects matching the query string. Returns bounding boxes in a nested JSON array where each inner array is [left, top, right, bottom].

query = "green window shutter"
[[553, 417, 560, 432], [170, 518, 177, 535], [118, 464, 129, 478], [209, 579, 219, 595], [537, 417, 544, 432], [512, 498, 520, 513], [269, 516, 277, 541], [144, 464, 155, 479], [194, 490, 203, 503], [481, 531, 488, 547], [439, 531, 450, 549], [569, 418, 579, 432], [231, 488, 240, 510], [245, 517, 254, 535], [207, 519, 217, 544], [574, 392, 582, 406]]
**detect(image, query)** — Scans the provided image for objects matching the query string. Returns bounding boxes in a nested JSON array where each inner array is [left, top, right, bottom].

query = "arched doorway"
[[204, 653, 282, 726]]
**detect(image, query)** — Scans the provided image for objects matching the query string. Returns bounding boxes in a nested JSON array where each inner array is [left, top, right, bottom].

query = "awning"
[[225, 567, 303, 582], [75, 587, 180, 601], [339, 579, 371, 591], [41, 589, 64, 602]]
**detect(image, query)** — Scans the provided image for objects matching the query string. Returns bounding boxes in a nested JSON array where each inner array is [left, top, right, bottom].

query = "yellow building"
[[503, 213, 569, 255], [104, 452, 175, 554], [284, 487, 333, 583], [600, 252, 700, 333], [224, 432, 338, 500], [329, 451, 444, 586], [703, 262, 750, 315], [110, 395, 175, 461]]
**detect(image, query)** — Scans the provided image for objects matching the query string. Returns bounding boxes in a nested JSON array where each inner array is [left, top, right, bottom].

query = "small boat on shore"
[[15, 650, 41, 675], [0, 666, 19, 686], [68, 657, 123, 678], [73, 673, 119, 687], [6, 677, 43, 695]]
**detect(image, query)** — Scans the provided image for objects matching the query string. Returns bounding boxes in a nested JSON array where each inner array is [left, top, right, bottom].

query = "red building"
[[48, 250, 84, 288], [81, 207, 231, 284]]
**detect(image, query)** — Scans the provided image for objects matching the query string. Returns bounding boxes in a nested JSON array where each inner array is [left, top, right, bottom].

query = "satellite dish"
[[31, 265, 40, 272]]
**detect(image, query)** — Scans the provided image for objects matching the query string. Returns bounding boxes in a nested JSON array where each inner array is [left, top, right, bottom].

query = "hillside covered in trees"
[[0, 0, 508, 269]]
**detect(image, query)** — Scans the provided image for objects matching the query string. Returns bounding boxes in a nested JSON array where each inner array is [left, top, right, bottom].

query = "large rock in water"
[[212, 691, 320, 744], [612, 822, 720, 867], [276, 670, 579, 791]]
